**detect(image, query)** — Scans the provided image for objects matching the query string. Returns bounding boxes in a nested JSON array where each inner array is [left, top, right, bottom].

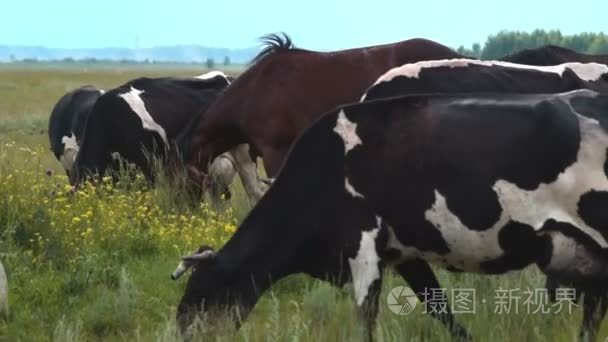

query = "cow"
[[362, 58, 608, 304], [0, 260, 7, 318], [174, 90, 608, 341], [502, 45, 608, 66], [69, 71, 268, 203], [48, 85, 103, 176]]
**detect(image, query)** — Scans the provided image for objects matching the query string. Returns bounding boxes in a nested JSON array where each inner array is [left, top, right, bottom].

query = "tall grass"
[[0, 66, 606, 341]]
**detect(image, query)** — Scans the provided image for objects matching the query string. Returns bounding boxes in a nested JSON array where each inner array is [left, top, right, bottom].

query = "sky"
[[2, 0, 606, 51]]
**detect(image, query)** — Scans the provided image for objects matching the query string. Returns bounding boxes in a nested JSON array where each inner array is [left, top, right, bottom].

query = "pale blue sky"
[[2, 0, 606, 50]]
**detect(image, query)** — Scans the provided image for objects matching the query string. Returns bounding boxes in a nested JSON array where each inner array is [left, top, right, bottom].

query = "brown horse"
[[186, 33, 465, 180]]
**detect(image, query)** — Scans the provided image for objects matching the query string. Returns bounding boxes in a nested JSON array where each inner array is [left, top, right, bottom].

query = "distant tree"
[[472, 43, 481, 57], [456, 46, 475, 57], [9, 54, 15, 62], [223, 56, 231, 66], [455, 45, 481, 58], [480, 30, 608, 59], [206, 58, 215, 69]]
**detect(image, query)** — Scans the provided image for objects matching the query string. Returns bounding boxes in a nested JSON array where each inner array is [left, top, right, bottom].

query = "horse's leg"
[[395, 259, 471, 341], [261, 145, 288, 178]]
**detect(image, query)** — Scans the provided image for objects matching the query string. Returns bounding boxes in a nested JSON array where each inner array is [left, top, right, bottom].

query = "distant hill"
[[0, 45, 261, 64]]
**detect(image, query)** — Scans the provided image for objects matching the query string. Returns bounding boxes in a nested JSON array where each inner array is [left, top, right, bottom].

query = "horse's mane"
[[250, 32, 297, 65]]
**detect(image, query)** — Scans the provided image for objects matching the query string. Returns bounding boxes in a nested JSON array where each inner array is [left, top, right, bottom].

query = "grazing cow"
[[502, 45, 608, 66], [185, 33, 465, 183], [0, 260, 7, 318], [174, 90, 608, 341], [48, 85, 103, 176], [69, 72, 267, 202]]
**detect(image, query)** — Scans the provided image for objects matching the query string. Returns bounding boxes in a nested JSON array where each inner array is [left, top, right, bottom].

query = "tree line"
[[5, 56, 233, 67], [4, 30, 608, 65], [456, 30, 608, 59]]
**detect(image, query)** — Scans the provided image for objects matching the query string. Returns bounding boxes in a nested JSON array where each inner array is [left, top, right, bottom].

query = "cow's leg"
[[349, 227, 384, 342], [545, 277, 583, 304], [360, 274, 382, 342], [229, 144, 268, 204], [395, 259, 471, 342], [578, 287, 607, 342], [536, 225, 608, 341], [545, 276, 560, 302]]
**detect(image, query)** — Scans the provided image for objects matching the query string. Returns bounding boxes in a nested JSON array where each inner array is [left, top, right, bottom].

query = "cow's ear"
[[182, 249, 216, 262], [171, 247, 216, 280]]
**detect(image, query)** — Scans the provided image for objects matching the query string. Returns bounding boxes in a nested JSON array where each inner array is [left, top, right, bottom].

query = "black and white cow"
[[502, 45, 608, 66], [363, 59, 608, 101], [48, 85, 103, 176], [174, 90, 608, 341], [362, 58, 608, 303], [69, 71, 268, 202]]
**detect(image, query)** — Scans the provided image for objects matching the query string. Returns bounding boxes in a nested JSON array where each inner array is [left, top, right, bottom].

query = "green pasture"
[[0, 64, 605, 341]]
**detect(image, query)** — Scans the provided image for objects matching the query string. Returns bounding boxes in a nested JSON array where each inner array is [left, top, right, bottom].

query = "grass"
[[0, 65, 606, 341]]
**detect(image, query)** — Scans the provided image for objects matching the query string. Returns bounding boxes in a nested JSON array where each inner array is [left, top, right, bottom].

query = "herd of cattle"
[[26, 34, 608, 340]]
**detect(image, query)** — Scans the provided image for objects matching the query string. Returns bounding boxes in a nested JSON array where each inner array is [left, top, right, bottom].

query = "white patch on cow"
[[349, 224, 381, 306], [0, 260, 8, 317], [544, 232, 578, 271], [195, 70, 229, 81], [334, 110, 362, 155], [60, 133, 79, 171], [345, 177, 364, 198], [494, 114, 608, 248], [374, 59, 608, 86], [118, 87, 168, 145], [387, 111, 608, 272], [424, 190, 508, 271], [99, 89, 105, 94]]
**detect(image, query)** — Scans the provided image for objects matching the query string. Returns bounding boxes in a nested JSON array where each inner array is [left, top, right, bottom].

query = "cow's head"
[[173, 244, 261, 336]]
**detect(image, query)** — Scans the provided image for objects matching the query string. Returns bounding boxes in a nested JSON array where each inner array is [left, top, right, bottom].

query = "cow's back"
[[121, 77, 225, 139], [502, 45, 608, 66], [364, 59, 608, 101]]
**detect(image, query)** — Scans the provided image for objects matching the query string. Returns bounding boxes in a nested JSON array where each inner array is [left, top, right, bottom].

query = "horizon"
[[3, 0, 606, 52]]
